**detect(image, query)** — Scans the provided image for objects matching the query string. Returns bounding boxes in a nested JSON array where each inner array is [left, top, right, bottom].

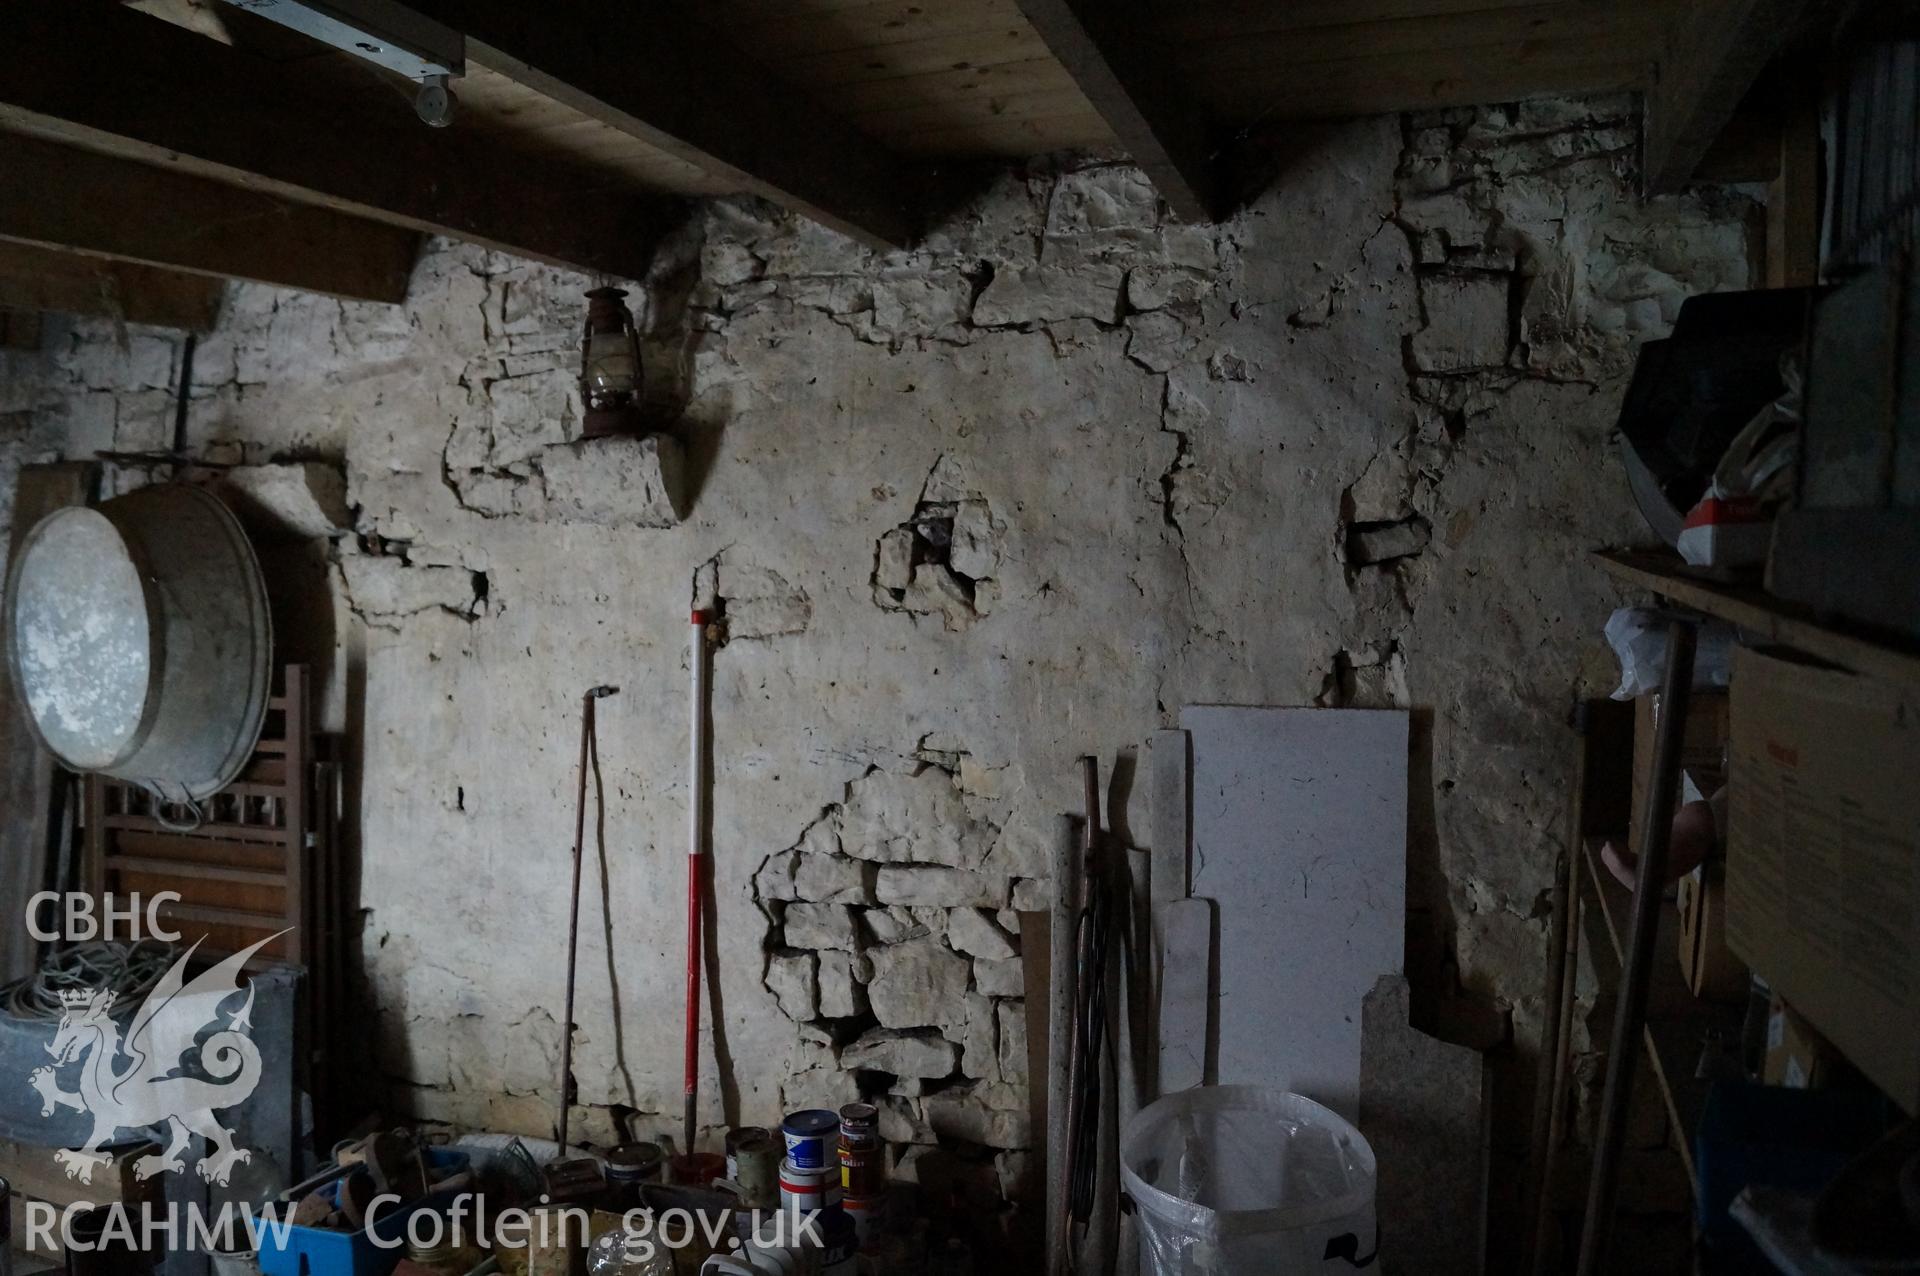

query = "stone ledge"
[[539, 433, 686, 527]]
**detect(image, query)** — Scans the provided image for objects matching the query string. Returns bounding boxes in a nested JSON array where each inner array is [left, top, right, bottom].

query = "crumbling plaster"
[[0, 97, 1755, 1196]]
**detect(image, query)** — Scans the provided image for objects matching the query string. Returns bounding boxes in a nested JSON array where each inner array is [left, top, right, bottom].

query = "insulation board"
[[1181, 705, 1407, 1119]]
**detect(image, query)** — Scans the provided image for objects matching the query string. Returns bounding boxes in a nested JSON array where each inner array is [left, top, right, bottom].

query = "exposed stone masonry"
[[750, 755, 1032, 1188], [870, 457, 1004, 631], [0, 94, 1757, 1247]]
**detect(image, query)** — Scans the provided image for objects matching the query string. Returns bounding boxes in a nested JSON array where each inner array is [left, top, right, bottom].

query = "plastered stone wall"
[[1, 96, 1754, 1232]]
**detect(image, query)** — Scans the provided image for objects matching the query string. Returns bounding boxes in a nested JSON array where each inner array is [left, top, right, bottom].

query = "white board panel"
[[1181, 705, 1407, 1119]]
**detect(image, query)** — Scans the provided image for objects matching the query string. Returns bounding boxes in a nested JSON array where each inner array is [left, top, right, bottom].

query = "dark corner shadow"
[[638, 199, 724, 518], [667, 397, 727, 521], [916, 158, 1014, 240], [1224, 120, 1358, 215], [217, 478, 363, 1146], [1405, 704, 1511, 1055], [1105, 746, 1137, 848], [1404, 704, 1455, 1038]]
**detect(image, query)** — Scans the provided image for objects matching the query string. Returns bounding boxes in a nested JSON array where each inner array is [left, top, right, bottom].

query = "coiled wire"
[[1066, 869, 1113, 1226], [0, 939, 175, 1020]]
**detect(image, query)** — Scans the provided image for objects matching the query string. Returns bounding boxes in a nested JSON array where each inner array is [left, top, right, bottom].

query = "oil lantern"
[[580, 286, 643, 438]]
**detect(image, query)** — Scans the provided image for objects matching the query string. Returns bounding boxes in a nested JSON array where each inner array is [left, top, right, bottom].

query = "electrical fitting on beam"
[[223, 0, 464, 127]]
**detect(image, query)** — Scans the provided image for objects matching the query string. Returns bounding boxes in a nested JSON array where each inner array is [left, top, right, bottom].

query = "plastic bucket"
[[1121, 1086, 1378, 1274]]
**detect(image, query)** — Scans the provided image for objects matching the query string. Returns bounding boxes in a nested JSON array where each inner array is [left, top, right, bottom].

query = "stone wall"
[[0, 96, 1755, 1246]]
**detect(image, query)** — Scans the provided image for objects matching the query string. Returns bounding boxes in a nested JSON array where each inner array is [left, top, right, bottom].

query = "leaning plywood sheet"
[[1181, 705, 1407, 1119]]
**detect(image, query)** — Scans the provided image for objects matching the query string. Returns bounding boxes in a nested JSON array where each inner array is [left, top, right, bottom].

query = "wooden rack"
[[1577, 547, 1916, 1272], [85, 666, 313, 965], [1578, 835, 1744, 1199], [1594, 549, 1920, 692], [82, 663, 343, 1131]]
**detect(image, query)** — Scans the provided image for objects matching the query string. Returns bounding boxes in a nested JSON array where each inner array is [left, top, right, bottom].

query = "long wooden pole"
[[1575, 622, 1696, 1275], [1047, 814, 1077, 1276], [1527, 705, 1591, 1273]]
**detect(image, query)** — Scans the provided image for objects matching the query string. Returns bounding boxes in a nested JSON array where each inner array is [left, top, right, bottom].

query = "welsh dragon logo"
[[29, 935, 278, 1186]]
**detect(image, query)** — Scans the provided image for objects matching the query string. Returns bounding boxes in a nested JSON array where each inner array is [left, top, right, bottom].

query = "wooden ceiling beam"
[[0, 0, 672, 281], [0, 240, 225, 332], [1643, 0, 1819, 193], [1012, 0, 1224, 223], [398, 0, 919, 251], [0, 134, 419, 305]]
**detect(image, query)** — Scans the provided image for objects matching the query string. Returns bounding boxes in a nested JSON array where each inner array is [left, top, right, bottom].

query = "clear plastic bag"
[[1605, 606, 1737, 699], [1121, 1087, 1376, 1275]]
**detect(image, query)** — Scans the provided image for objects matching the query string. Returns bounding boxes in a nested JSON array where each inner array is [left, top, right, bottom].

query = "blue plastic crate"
[[254, 1149, 471, 1276], [1695, 1081, 1891, 1273]]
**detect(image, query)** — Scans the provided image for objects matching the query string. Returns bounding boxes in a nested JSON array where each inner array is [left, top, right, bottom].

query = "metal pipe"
[[684, 610, 709, 1159], [558, 684, 618, 1153], [1575, 621, 1696, 1276]]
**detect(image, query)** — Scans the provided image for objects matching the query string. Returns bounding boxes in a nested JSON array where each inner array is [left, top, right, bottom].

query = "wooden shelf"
[[1579, 837, 1746, 1201], [1594, 548, 1920, 693]]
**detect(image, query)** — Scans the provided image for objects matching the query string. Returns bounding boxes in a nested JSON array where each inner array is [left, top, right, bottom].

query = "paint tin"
[[837, 1103, 882, 1198], [840, 1195, 880, 1247], [722, 1127, 780, 1208], [604, 1141, 665, 1186], [725, 1127, 773, 1175], [777, 1157, 841, 1211], [780, 1109, 838, 1170], [816, 1207, 858, 1274]]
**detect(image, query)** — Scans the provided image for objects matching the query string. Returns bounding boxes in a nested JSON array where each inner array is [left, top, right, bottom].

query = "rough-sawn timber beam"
[[397, 0, 918, 252], [1643, 0, 1818, 193], [0, 240, 225, 331], [0, 0, 670, 281], [0, 133, 419, 305], [1013, 0, 1224, 223]]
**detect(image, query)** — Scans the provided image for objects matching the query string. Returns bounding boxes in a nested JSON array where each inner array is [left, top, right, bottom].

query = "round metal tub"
[[4, 483, 272, 807]]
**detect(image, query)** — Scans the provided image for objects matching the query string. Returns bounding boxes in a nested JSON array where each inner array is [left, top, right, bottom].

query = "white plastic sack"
[[1604, 606, 1737, 699], [1121, 1086, 1377, 1275]]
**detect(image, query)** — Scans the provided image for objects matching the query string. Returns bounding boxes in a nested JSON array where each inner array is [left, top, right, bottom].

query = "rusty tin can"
[[722, 1127, 779, 1209], [837, 1102, 882, 1199]]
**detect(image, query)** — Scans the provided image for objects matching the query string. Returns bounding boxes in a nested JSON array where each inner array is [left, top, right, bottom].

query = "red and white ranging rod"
[[684, 609, 710, 1161]]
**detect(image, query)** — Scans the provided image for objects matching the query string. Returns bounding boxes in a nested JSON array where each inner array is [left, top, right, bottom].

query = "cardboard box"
[[1677, 860, 1748, 1002], [1763, 994, 1843, 1090], [1630, 690, 1729, 858], [1726, 646, 1920, 1112]]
